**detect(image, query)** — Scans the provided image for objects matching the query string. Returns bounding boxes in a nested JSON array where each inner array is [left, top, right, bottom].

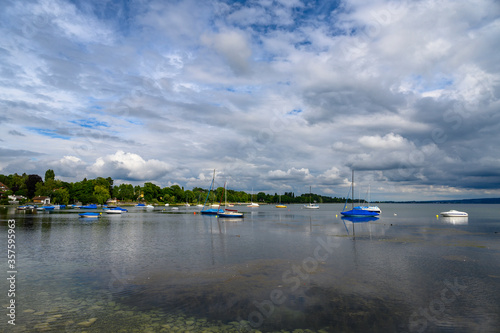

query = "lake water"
[[1, 203, 500, 332]]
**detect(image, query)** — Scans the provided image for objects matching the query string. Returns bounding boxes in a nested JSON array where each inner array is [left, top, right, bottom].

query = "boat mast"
[[202, 169, 216, 208], [351, 169, 354, 209]]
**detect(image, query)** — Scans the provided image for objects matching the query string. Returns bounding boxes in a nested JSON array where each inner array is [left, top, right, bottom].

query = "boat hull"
[[201, 208, 224, 215], [218, 212, 243, 218], [341, 209, 379, 217], [79, 212, 101, 218]]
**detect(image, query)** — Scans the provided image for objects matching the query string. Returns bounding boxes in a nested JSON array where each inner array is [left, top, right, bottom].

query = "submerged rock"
[[77, 317, 98, 327]]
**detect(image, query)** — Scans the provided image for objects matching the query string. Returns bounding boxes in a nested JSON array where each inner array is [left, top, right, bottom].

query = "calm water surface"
[[1, 203, 500, 332]]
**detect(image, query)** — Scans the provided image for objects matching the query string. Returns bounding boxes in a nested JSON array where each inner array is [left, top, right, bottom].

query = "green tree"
[[44, 169, 55, 182], [169, 185, 184, 203], [52, 188, 70, 205], [115, 184, 134, 201], [71, 178, 95, 204], [143, 182, 161, 202], [134, 185, 142, 200], [93, 185, 110, 205], [256, 192, 266, 202]]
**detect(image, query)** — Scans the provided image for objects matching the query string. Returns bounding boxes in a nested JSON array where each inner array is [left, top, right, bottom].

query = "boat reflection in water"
[[341, 215, 380, 240], [341, 216, 380, 223], [441, 216, 468, 225]]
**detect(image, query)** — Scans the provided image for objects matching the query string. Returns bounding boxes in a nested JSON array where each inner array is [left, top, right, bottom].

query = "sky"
[[1, 0, 500, 201]]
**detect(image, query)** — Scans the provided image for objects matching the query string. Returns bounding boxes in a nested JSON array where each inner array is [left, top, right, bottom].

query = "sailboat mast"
[[351, 169, 354, 209]]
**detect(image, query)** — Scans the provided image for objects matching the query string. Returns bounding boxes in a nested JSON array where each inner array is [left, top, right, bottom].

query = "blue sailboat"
[[200, 169, 224, 215], [341, 170, 379, 218]]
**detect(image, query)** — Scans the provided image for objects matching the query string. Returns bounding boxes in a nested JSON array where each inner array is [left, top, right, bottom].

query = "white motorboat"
[[106, 209, 123, 214], [440, 210, 468, 217]]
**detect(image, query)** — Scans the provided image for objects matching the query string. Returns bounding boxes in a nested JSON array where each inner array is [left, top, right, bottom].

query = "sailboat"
[[201, 169, 224, 215], [247, 188, 259, 207], [196, 194, 204, 207], [341, 170, 379, 217], [304, 186, 319, 209], [218, 182, 243, 218], [276, 194, 287, 208], [354, 184, 381, 213]]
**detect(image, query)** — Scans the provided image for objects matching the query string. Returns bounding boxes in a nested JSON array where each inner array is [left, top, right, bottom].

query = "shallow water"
[[1, 203, 499, 332]]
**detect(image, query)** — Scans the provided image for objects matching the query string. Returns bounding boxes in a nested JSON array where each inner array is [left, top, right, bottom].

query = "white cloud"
[[267, 167, 313, 181], [358, 133, 411, 150], [87, 151, 173, 181]]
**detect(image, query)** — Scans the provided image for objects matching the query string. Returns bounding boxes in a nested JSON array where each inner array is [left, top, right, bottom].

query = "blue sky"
[[1, 0, 500, 201]]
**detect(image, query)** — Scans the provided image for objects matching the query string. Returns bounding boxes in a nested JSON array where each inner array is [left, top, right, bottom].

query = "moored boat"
[[304, 203, 319, 209], [341, 170, 379, 218], [79, 212, 101, 218], [304, 186, 319, 209], [201, 169, 224, 215], [80, 204, 98, 209], [218, 209, 244, 218], [440, 210, 468, 217], [217, 182, 244, 218]]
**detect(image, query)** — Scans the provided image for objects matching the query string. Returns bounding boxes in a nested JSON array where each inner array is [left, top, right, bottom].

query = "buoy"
[[436, 215, 439, 219], [193, 212, 196, 215]]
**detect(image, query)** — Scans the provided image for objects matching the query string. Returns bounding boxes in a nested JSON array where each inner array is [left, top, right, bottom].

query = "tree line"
[[0, 170, 357, 205]]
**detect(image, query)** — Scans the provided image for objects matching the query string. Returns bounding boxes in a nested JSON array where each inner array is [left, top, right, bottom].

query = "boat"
[[80, 204, 97, 209], [440, 210, 468, 217], [145, 205, 154, 209], [218, 182, 243, 218], [353, 185, 381, 213], [136, 203, 145, 207], [341, 170, 379, 217], [247, 188, 259, 207], [106, 209, 123, 214], [304, 186, 319, 209], [201, 169, 224, 215], [79, 212, 101, 218], [276, 194, 287, 208]]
